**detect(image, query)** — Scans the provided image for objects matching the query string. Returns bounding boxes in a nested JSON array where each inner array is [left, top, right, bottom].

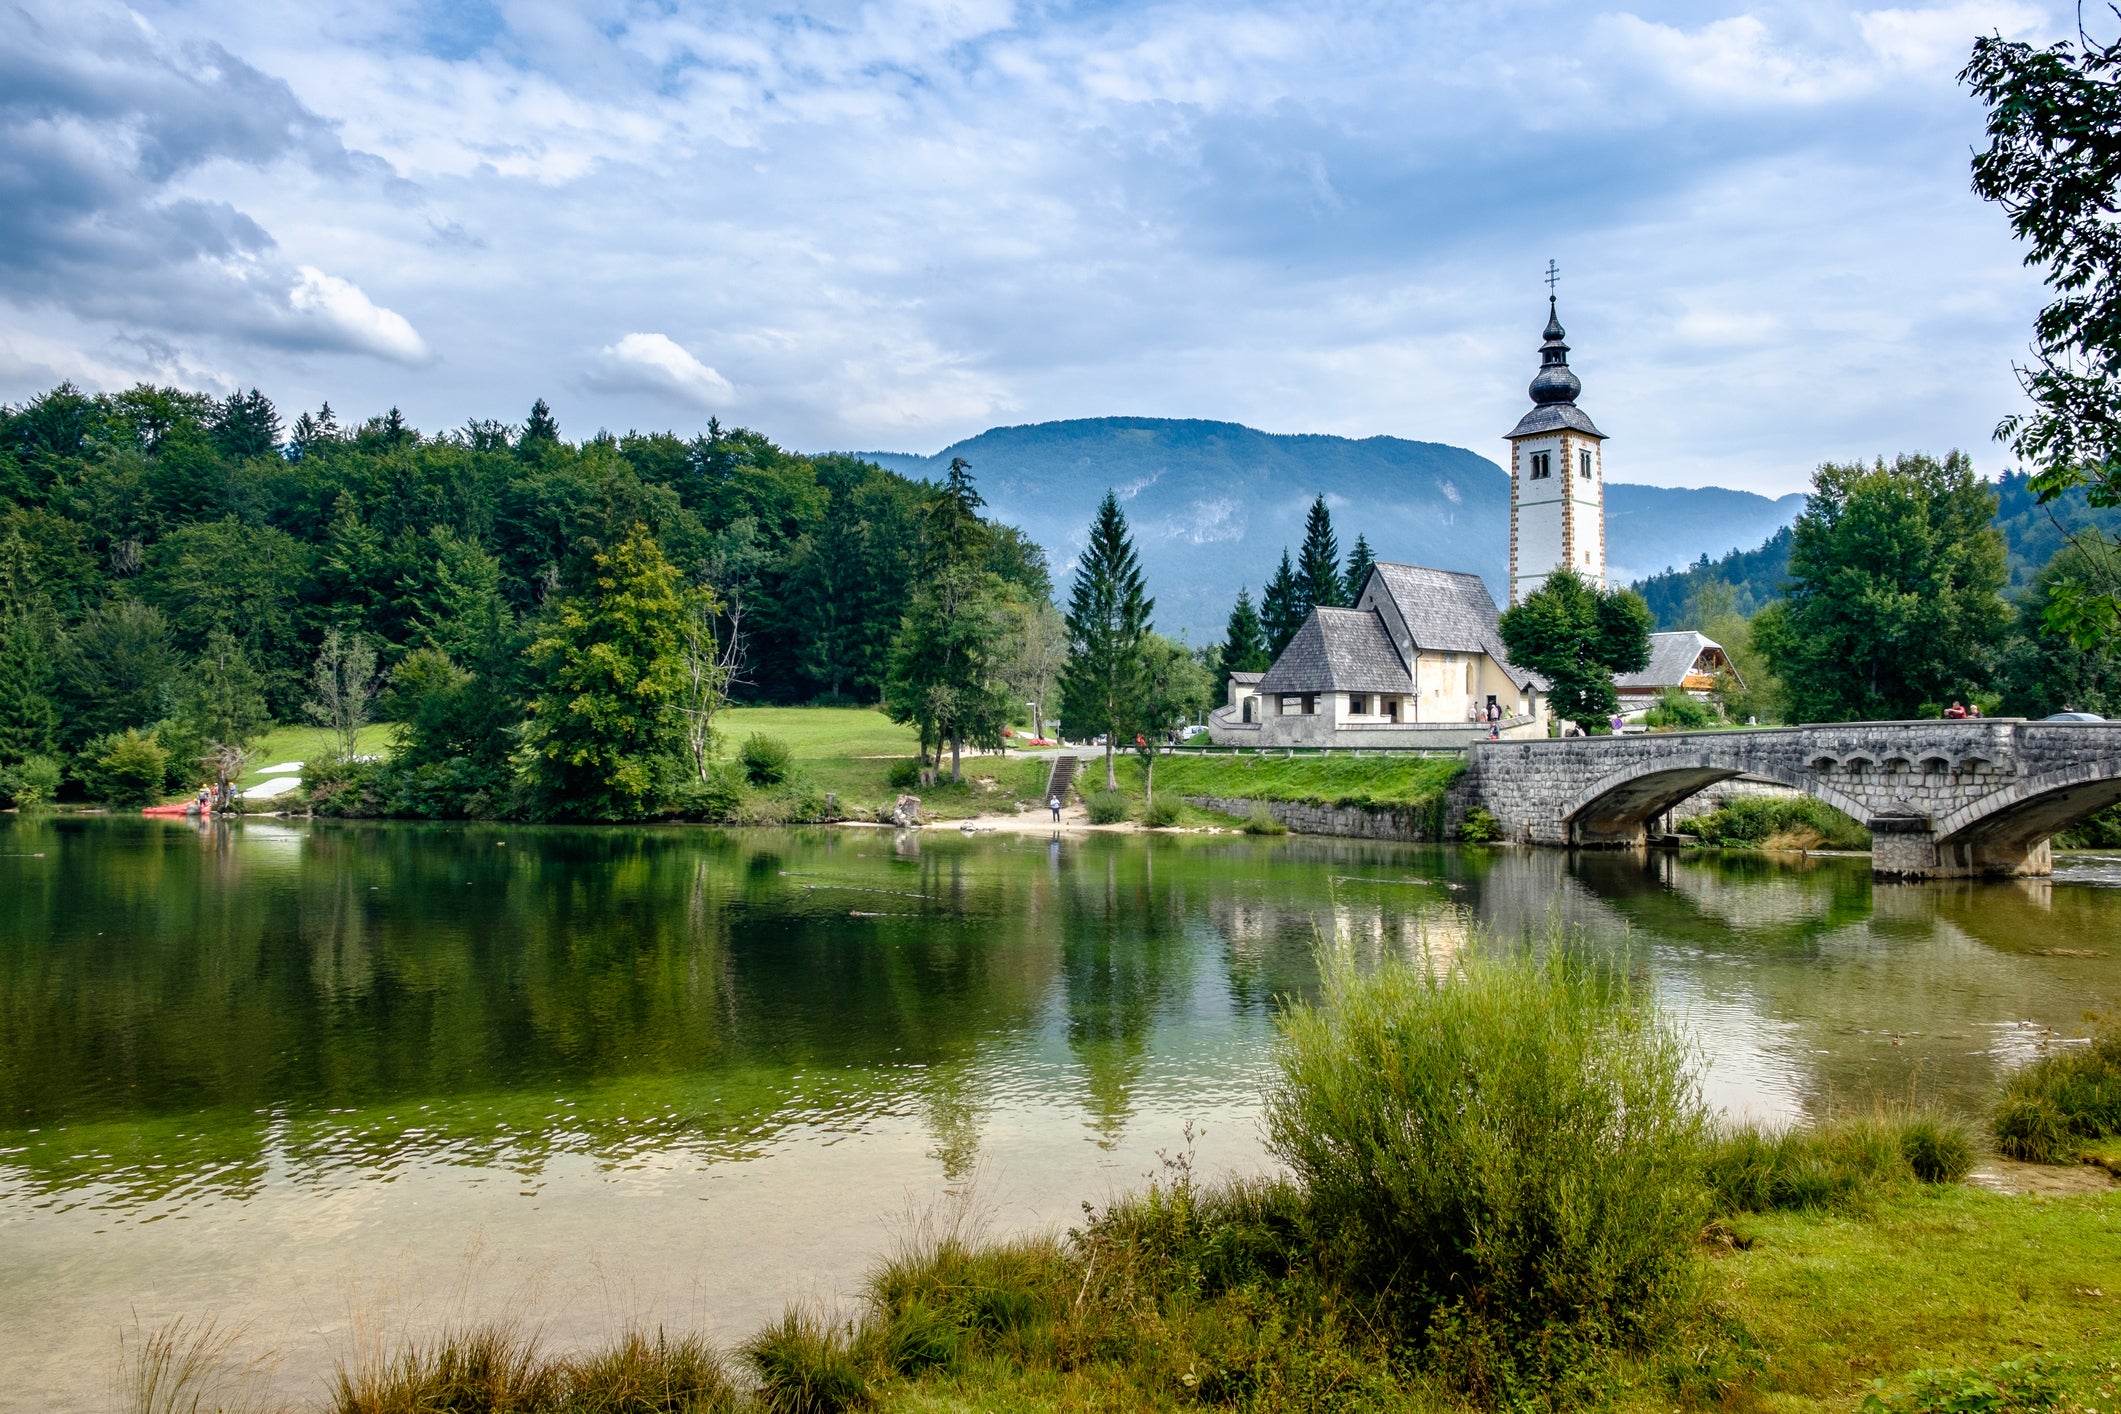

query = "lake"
[[3, 815, 2118, 1411]]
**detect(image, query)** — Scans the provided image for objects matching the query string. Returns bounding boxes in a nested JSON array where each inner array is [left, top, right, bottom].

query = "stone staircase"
[[1044, 754, 1081, 804]]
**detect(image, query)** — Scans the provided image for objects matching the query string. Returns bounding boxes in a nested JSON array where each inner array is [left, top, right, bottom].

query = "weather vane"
[[1545, 259, 1560, 295]]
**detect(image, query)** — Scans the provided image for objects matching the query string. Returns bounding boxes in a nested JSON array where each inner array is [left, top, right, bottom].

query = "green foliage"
[[1753, 453, 2009, 722], [1295, 495, 1346, 611], [53, 599, 181, 747], [738, 733, 793, 786], [0, 752, 62, 806], [1259, 549, 1303, 659], [1498, 566, 1653, 731], [2057, 803, 2121, 847], [1644, 686, 1716, 729], [1219, 586, 1270, 680], [376, 647, 520, 819], [882, 564, 1016, 779], [1265, 946, 1706, 1387], [561, 1330, 737, 1413], [181, 629, 270, 751], [1999, 539, 2121, 718], [1241, 804, 1288, 834], [1457, 806, 1502, 843], [0, 613, 59, 762], [79, 729, 172, 805], [1083, 788, 1131, 824], [1142, 794, 1182, 827], [1703, 1114, 1975, 1213], [1058, 492, 1152, 787], [1992, 1020, 2121, 1162], [1682, 794, 1871, 851], [884, 758, 923, 790], [1634, 525, 1793, 627], [331, 1322, 563, 1413], [523, 530, 690, 820], [1861, 1356, 2114, 1414], [1966, 29, 2121, 645], [739, 1309, 868, 1414], [1344, 534, 1377, 598]]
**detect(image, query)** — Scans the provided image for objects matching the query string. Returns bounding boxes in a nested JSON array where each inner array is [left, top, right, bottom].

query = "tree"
[[1260, 551, 1303, 660], [523, 528, 689, 820], [1219, 588, 1270, 688], [1059, 492, 1153, 789], [1964, 31, 2121, 643], [1679, 581, 1784, 725], [55, 599, 181, 745], [304, 628, 379, 757], [521, 398, 560, 456], [1128, 634, 1213, 806], [1296, 496, 1346, 611], [674, 582, 739, 780], [884, 563, 1017, 780], [183, 629, 270, 802], [0, 614, 59, 763], [210, 389, 281, 460], [923, 457, 989, 574], [1344, 535, 1377, 600], [1499, 568, 1652, 732], [1999, 538, 2121, 717], [1752, 453, 2009, 722], [1001, 597, 1068, 741]]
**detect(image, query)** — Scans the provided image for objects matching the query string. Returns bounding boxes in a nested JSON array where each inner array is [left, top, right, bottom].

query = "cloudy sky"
[[0, 0, 2064, 493]]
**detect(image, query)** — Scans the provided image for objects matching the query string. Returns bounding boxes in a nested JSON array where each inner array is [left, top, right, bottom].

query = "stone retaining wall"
[[1183, 795, 1444, 841]]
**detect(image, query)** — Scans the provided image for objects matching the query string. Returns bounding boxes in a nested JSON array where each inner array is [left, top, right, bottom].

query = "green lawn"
[[1126, 751, 1466, 810], [234, 723, 396, 786], [716, 706, 921, 759]]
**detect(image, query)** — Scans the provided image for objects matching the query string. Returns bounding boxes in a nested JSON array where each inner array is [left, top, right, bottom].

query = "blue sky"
[[0, 0, 2063, 493]]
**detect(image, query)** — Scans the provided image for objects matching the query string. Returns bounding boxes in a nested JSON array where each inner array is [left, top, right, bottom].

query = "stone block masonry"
[[1183, 796, 1447, 841]]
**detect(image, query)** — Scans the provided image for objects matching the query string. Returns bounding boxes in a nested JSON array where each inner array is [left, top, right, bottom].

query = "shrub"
[[1265, 945, 1705, 1392], [885, 758, 923, 790], [671, 763, 748, 822], [79, 729, 172, 806], [1083, 789, 1130, 824], [0, 754, 63, 807], [1703, 1113, 1974, 1212], [2057, 802, 2121, 848], [1860, 1355, 2095, 1414], [1684, 794, 1871, 851], [1241, 805, 1287, 835], [1143, 795, 1181, 828], [1644, 688, 1716, 730], [1993, 1022, 2121, 1162], [304, 752, 382, 817], [740, 1309, 867, 1414], [563, 1329, 737, 1413], [1458, 806, 1502, 843], [739, 733, 794, 787]]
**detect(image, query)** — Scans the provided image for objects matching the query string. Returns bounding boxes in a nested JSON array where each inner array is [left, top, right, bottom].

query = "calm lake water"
[[4, 815, 2119, 1411]]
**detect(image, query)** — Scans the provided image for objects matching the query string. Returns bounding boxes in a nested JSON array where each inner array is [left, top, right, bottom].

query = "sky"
[[0, 0, 2069, 494]]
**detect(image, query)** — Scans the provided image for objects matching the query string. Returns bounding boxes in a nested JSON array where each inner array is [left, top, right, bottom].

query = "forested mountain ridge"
[[856, 417, 1808, 636], [0, 382, 1047, 741]]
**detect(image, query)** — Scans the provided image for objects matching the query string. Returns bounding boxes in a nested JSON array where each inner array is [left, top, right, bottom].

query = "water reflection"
[[2, 818, 2118, 1412]]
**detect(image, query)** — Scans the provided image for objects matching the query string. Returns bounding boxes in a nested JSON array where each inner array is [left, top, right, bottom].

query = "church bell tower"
[[1505, 269, 1606, 604]]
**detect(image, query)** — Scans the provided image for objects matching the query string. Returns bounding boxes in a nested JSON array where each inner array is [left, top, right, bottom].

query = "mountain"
[[851, 417, 1806, 640]]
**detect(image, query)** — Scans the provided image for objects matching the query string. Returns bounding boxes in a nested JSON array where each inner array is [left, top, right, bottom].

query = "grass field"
[[233, 724, 396, 787], [1127, 751, 1465, 810], [716, 706, 921, 759]]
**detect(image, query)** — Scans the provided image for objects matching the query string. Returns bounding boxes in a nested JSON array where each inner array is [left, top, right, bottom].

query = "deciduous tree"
[[1499, 568, 1652, 732]]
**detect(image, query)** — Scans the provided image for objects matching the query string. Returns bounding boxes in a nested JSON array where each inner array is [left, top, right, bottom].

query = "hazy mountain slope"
[[854, 417, 1805, 639]]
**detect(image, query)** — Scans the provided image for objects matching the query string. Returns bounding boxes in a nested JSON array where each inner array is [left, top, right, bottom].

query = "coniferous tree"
[[1260, 551, 1303, 659], [1220, 588, 1270, 684], [1296, 496, 1346, 610], [886, 459, 1015, 776], [520, 398, 560, 455], [1059, 491, 1153, 789], [209, 389, 281, 460], [0, 615, 60, 763], [1345, 535, 1377, 599]]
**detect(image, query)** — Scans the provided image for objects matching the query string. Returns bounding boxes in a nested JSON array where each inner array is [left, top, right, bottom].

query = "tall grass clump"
[[1703, 1112, 1974, 1213], [740, 1309, 867, 1414], [1240, 804, 1287, 835], [563, 1330, 737, 1412], [332, 1322, 560, 1413], [1265, 945, 1707, 1398], [122, 1317, 282, 1414], [1994, 1021, 2121, 1162]]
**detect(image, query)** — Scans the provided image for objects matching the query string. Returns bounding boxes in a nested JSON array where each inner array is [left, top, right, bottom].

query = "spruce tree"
[[1220, 588, 1269, 683], [0, 616, 60, 763], [1059, 491, 1153, 789], [1345, 534, 1377, 599], [1296, 496, 1346, 610], [1260, 551, 1303, 659]]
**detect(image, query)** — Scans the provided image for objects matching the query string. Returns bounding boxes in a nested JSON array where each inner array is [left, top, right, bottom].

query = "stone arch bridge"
[[1463, 720, 2121, 878]]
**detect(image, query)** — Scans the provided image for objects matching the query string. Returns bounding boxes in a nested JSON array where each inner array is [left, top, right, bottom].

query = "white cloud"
[[589, 332, 735, 408], [288, 266, 431, 366]]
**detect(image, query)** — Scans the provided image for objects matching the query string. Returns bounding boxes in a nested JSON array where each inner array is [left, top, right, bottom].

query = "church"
[[1206, 289, 1728, 747]]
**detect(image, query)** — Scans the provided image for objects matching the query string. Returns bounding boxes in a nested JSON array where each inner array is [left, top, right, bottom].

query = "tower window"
[[1580, 450, 1593, 479], [1530, 451, 1551, 479]]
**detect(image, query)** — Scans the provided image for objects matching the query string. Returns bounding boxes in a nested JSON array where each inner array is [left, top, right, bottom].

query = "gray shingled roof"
[[1257, 607, 1410, 694], [1362, 563, 1545, 691], [1506, 404, 1605, 439], [1616, 632, 1739, 690], [1230, 671, 1263, 684]]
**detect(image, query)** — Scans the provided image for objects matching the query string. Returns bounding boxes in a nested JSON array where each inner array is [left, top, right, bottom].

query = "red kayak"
[[141, 803, 208, 817]]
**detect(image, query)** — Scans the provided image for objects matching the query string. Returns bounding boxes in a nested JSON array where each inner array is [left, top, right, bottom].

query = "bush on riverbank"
[[1704, 1113, 1975, 1212], [1681, 794, 1871, 852], [1994, 1020, 2121, 1162]]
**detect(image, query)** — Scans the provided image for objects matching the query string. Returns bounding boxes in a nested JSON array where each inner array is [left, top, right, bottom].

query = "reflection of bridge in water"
[[1465, 720, 2121, 879]]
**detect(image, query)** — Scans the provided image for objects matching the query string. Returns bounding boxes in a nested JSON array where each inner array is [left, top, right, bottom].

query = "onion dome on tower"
[[1507, 296, 1604, 439]]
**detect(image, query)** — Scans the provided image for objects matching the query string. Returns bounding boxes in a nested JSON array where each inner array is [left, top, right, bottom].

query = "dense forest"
[[0, 382, 1053, 815]]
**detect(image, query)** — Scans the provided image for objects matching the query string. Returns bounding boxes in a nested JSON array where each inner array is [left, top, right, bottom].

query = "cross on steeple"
[[1545, 259, 1560, 296]]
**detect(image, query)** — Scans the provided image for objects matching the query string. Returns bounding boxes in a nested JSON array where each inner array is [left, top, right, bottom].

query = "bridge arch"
[[1559, 755, 1868, 846], [1932, 759, 2121, 852]]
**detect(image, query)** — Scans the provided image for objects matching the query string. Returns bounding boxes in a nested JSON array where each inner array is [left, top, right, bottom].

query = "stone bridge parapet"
[[1464, 720, 2121, 878]]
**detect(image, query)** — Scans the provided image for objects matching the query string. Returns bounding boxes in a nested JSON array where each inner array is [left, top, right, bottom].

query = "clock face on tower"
[[1505, 280, 1604, 605]]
